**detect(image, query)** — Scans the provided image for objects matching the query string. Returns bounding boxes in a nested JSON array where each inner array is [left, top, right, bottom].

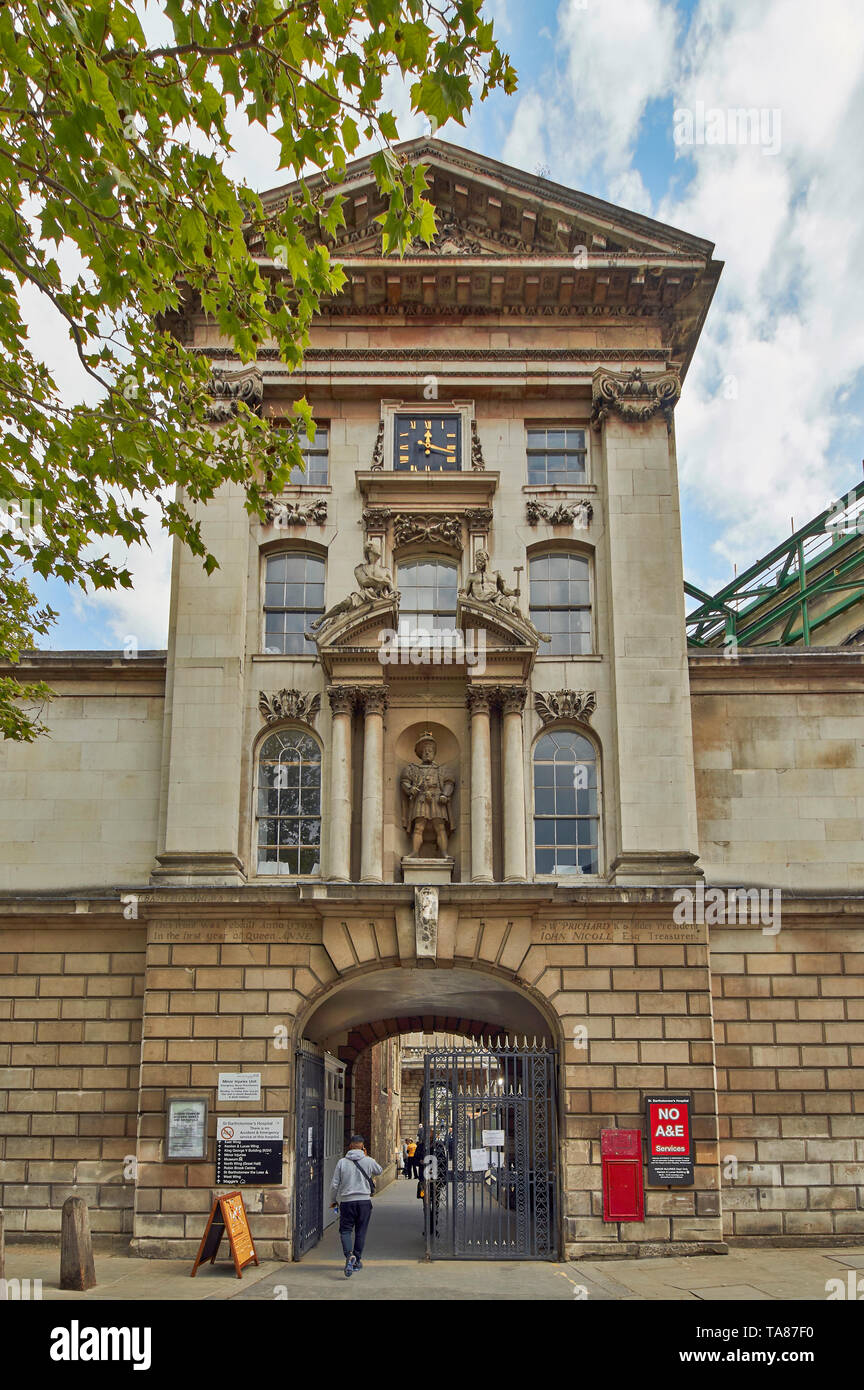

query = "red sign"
[[647, 1099, 690, 1156], [644, 1093, 694, 1186]]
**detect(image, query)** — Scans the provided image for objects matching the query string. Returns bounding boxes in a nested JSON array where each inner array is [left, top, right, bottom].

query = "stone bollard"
[[60, 1196, 96, 1291]]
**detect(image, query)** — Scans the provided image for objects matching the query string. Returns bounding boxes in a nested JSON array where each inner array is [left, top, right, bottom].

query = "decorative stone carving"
[[258, 689, 321, 726], [526, 498, 593, 529], [459, 549, 549, 646], [497, 685, 528, 716], [393, 512, 463, 551], [463, 507, 494, 534], [414, 886, 439, 959], [370, 420, 385, 470], [465, 687, 493, 716], [359, 685, 389, 716], [400, 733, 456, 859], [470, 419, 485, 471], [460, 548, 521, 616], [534, 690, 597, 725], [362, 506, 392, 532], [205, 366, 263, 421], [590, 366, 681, 432], [465, 686, 528, 714], [327, 685, 360, 716], [262, 496, 328, 526], [407, 221, 485, 256], [309, 538, 398, 638]]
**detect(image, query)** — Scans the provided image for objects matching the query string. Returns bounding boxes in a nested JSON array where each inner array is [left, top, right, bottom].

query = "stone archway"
[[291, 961, 563, 1260]]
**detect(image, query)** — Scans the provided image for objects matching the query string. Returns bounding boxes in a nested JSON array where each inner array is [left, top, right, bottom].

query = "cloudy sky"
[[35, 0, 864, 649]]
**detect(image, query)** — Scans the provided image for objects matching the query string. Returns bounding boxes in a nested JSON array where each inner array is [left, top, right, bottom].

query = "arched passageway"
[[293, 965, 562, 1263]]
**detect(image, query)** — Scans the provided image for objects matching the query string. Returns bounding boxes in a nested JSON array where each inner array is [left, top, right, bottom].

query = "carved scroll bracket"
[[205, 366, 263, 422], [590, 366, 681, 433]]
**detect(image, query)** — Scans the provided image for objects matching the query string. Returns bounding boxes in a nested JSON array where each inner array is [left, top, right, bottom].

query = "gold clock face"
[[394, 415, 461, 471]]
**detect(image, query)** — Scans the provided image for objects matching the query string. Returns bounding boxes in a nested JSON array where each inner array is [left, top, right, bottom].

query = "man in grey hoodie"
[[329, 1134, 383, 1277]]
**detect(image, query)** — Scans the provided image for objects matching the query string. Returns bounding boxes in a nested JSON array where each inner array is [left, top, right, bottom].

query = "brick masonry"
[[712, 922, 864, 1242], [0, 926, 144, 1242], [0, 909, 862, 1258]]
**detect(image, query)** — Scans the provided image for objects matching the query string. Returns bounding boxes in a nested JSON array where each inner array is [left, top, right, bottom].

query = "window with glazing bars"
[[263, 552, 325, 655], [533, 730, 599, 876], [526, 427, 587, 485], [529, 552, 591, 655], [257, 729, 322, 876], [288, 426, 329, 485], [397, 559, 459, 634]]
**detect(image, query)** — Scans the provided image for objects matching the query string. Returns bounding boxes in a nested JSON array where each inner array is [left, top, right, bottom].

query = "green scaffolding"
[[685, 482, 864, 648]]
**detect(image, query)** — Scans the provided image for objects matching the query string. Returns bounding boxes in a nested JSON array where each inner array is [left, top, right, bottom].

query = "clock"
[[394, 414, 462, 472]]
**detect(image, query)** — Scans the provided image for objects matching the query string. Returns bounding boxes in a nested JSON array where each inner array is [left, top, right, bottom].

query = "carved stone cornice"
[[205, 366, 263, 421], [470, 419, 485, 471], [262, 496, 328, 526], [197, 347, 671, 365], [393, 512, 463, 551], [534, 690, 597, 725], [526, 499, 593, 528], [327, 685, 361, 716], [590, 366, 681, 432], [258, 689, 321, 726], [360, 685, 389, 716]]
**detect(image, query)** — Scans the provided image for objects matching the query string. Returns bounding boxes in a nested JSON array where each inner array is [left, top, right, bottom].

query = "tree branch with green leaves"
[[0, 0, 516, 738]]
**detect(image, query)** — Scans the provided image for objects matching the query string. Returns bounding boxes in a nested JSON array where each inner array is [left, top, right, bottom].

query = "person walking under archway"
[[329, 1134, 382, 1278]]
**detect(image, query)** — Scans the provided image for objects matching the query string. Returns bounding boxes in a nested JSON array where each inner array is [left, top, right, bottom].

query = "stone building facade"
[[0, 141, 861, 1259]]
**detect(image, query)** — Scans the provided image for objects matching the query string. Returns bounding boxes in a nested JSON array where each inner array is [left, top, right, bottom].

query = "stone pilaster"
[[327, 685, 358, 882], [499, 686, 528, 882], [359, 686, 389, 883], [466, 687, 494, 883], [592, 368, 702, 885]]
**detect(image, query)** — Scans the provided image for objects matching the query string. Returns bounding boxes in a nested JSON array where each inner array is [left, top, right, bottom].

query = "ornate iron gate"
[[294, 1048, 325, 1257], [422, 1039, 559, 1260]]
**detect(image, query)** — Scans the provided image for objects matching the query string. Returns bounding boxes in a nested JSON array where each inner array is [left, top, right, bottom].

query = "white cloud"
[[556, 0, 679, 178], [661, 0, 864, 570], [498, 0, 864, 583]]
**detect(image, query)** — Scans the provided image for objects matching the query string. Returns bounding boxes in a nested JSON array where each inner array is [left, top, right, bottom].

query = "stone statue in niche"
[[400, 733, 456, 858], [414, 886, 439, 959], [309, 537, 397, 635], [460, 547, 523, 618]]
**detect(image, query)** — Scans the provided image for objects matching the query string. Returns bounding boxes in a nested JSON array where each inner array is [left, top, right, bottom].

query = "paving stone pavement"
[[3, 1179, 863, 1302]]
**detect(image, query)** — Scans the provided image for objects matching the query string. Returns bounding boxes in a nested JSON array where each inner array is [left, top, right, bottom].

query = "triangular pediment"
[[259, 137, 716, 263], [250, 139, 722, 373]]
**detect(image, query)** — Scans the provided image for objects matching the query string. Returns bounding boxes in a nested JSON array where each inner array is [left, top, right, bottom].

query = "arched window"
[[263, 552, 325, 655], [533, 729, 599, 876], [397, 558, 458, 635], [257, 730, 322, 876], [529, 552, 591, 655]]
